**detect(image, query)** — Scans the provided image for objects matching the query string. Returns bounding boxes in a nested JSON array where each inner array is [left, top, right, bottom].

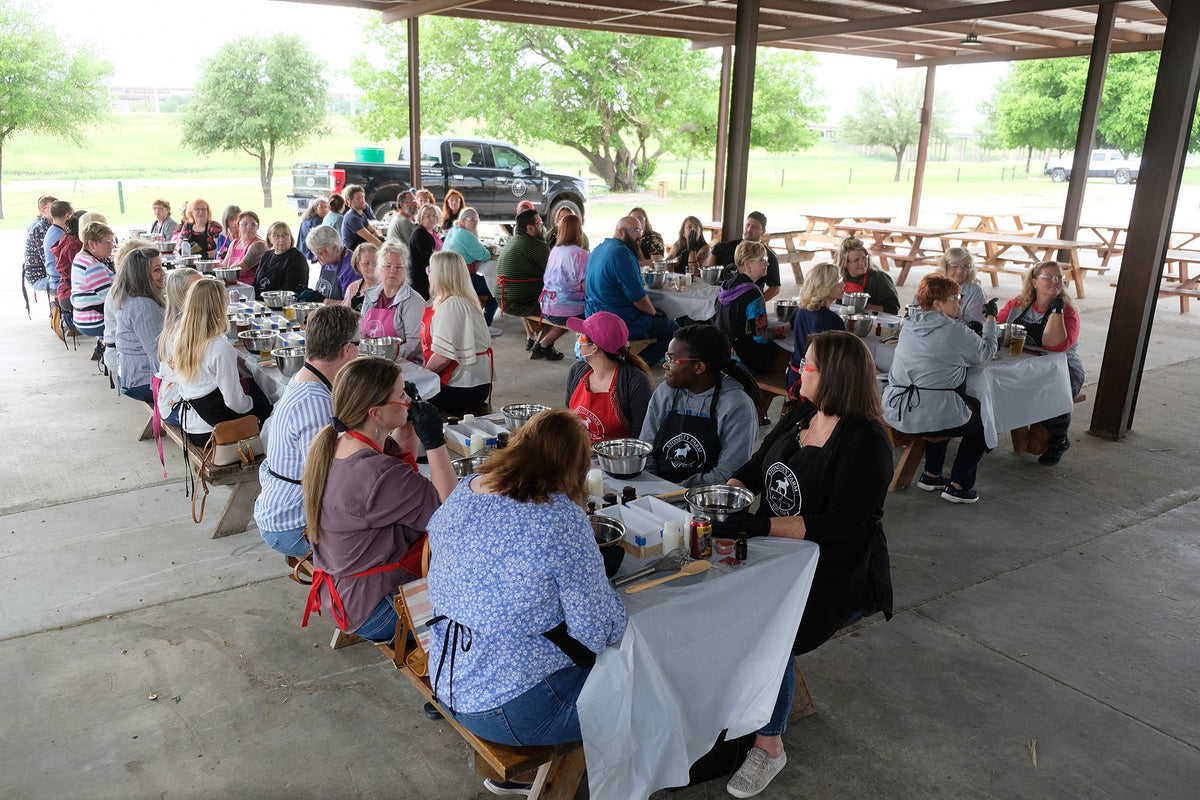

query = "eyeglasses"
[[1037, 274, 1064, 283], [620, 227, 644, 237], [380, 263, 406, 272], [798, 358, 818, 373], [577, 334, 591, 344], [663, 353, 699, 367]]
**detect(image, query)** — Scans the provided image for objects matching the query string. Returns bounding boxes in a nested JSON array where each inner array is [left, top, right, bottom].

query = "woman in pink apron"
[[358, 241, 427, 364]]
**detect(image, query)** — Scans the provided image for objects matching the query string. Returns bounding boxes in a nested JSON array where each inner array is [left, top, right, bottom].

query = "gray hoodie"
[[883, 311, 997, 434]]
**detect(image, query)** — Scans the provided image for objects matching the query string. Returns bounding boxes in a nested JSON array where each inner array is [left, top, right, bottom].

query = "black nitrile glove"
[[711, 510, 772, 540], [409, 400, 445, 452], [1048, 295, 1065, 314], [404, 380, 421, 403], [687, 230, 699, 249], [982, 297, 999, 318]]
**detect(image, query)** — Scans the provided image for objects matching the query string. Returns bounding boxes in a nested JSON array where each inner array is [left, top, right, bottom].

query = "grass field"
[[4, 112, 1198, 235]]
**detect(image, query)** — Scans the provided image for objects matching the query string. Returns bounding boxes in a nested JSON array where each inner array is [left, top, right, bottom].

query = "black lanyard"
[[302, 362, 333, 389]]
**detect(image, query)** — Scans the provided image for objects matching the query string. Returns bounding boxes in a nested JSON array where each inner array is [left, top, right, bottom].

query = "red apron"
[[843, 276, 866, 294], [361, 293, 401, 340], [419, 307, 435, 364], [569, 368, 627, 443]]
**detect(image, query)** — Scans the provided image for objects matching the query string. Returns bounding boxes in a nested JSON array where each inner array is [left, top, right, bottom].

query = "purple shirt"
[[312, 449, 440, 631]]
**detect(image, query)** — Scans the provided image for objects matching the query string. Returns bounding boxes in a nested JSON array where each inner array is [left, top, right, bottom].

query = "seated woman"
[[360, 241, 425, 363], [839, 236, 900, 314], [341, 243, 379, 312], [641, 325, 762, 486], [297, 198, 329, 263], [407, 203, 442, 301], [112, 243, 166, 403], [254, 221, 309, 299], [441, 188, 465, 231], [629, 206, 665, 265], [936, 248, 987, 331], [301, 357, 456, 642], [178, 198, 222, 260], [883, 273, 998, 503], [713, 240, 789, 375], [564, 312, 654, 443], [423, 251, 494, 415], [154, 268, 202, 427], [215, 204, 242, 261], [544, 203, 591, 251], [426, 408, 627, 758], [719, 330, 894, 798], [150, 198, 178, 242], [442, 206, 498, 329], [321, 194, 345, 232], [52, 209, 86, 319], [997, 261, 1084, 466], [666, 215, 711, 276], [786, 261, 846, 395], [70, 221, 117, 339], [535, 212, 590, 361], [223, 211, 266, 286], [174, 279, 273, 448]]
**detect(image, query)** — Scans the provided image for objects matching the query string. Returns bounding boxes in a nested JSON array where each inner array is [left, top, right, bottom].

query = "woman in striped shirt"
[[70, 222, 117, 338]]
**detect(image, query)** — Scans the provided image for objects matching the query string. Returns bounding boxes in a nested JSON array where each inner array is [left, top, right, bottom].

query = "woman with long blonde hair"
[[422, 251, 493, 414], [154, 268, 202, 425], [175, 279, 272, 446], [786, 261, 847, 395]]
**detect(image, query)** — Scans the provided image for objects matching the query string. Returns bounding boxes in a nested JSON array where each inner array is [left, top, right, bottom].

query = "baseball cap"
[[566, 312, 629, 355]]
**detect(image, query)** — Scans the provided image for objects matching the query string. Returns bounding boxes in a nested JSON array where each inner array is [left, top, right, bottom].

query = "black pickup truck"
[[287, 136, 588, 224]]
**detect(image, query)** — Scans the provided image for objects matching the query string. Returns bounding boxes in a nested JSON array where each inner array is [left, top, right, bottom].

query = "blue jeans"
[[121, 383, 154, 403], [355, 594, 398, 643], [634, 315, 679, 366], [259, 526, 310, 559], [164, 405, 181, 427], [451, 665, 588, 746], [758, 659, 796, 738], [470, 272, 497, 325]]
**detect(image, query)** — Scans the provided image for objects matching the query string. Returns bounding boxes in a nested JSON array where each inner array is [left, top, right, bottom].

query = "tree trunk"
[[563, 138, 641, 192], [1025, 145, 1033, 174], [260, 148, 273, 209], [892, 145, 906, 183]]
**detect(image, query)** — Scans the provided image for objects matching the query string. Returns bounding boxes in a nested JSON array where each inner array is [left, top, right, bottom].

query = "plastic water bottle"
[[180, 240, 191, 257]]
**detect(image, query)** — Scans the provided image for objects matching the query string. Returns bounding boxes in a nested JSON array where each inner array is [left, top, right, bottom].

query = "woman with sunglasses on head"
[[301, 357, 456, 643], [996, 261, 1084, 466], [883, 273, 998, 504], [640, 325, 763, 487], [935, 248, 987, 332], [563, 312, 654, 443]]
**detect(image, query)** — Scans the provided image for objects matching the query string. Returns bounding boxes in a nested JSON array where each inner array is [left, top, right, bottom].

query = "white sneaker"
[[488, 326, 503, 337], [726, 747, 787, 798]]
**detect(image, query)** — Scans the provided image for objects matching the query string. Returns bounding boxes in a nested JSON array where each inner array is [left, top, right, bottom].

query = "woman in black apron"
[[716, 331, 894, 798], [641, 325, 764, 487]]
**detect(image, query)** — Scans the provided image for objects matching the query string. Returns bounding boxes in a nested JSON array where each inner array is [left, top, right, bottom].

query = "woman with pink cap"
[[563, 312, 654, 443]]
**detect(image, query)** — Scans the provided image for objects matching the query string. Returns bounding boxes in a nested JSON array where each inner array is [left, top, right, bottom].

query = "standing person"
[[155, 268, 202, 427], [997, 261, 1084, 466], [178, 199, 222, 260], [341, 243, 380, 313], [255, 305, 362, 559], [713, 240, 790, 375], [407, 203, 442, 301], [883, 273, 998, 503], [70, 221, 117, 339], [322, 194, 346, 231], [838, 236, 900, 314], [360, 241, 425, 363], [937, 248, 986, 331], [564, 312, 654, 443], [150, 199, 178, 241], [496, 208, 551, 351], [441, 188, 465, 231], [387, 191, 419, 246], [42, 199, 74, 299], [667, 215, 711, 276], [443, 206, 499, 333], [423, 251, 494, 414], [641, 325, 761, 487], [538, 212, 589, 358], [629, 207, 665, 264], [255, 221, 309, 298], [215, 205, 242, 260], [112, 244, 166, 402], [306, 225, 356, 302], [584, 216, 678, 367], [544, 203, 591, 251], [300, 357, 456, 642], [341, 184, 382, 251], [705, 211, 781, 301], [719, 331, 894, 798], [297, 199, 329, 263], [786, 261, 846, 395], [22, 195, 56, 300]]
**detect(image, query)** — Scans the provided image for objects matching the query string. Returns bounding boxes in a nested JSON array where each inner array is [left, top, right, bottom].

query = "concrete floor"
[[2, 217, 1199, 799]]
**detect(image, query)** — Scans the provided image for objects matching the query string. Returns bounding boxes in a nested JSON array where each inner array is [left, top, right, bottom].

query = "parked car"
[[1044, 149, 1140, 184], [287, 137, 588, 224]]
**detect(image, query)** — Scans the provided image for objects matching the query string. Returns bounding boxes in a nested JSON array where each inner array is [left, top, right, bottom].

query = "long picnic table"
[[949, 212, 1024, 233], [833, 222, 956, 286], [1028, 220, 1127, 268], [1155, 249, 1200, 313], [939, 230, 1101, 299]]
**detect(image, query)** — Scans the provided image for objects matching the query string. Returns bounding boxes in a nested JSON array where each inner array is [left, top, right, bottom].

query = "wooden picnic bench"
[[1029, 220, 1126, 268], [1151, 249, 1200, 313], [949, 212, 1024, 233], [523, 315, 654, 356], [833, 222, 954, 286], [939, 231, 1101, 299], [140, 401, 263, 538]]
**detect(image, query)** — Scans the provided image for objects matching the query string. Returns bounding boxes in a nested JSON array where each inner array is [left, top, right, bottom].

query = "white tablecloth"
[[645, 283, 719, 321], [577, 538, 819, 800], [236, 346, 442, 404], [966, 350, 1073, 448]]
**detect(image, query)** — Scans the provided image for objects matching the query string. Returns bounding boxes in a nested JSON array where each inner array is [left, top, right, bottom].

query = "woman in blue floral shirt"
[[426, 408, 626, 753]]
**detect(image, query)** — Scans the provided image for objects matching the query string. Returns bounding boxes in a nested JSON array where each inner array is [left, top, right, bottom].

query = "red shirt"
[[569, 368, 628, 443]]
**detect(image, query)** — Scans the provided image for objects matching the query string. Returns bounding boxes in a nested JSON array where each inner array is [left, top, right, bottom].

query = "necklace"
[[797, 413, 838, 447]]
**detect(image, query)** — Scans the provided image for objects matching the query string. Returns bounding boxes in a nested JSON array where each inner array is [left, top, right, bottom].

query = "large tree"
[[181, 35, 328, 208], [0, 2, 110, 219], [841, 76, 950, 182]]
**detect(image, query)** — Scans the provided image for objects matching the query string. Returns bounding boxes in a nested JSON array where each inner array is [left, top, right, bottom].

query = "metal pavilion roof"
[[293, 0, 1166, 66]]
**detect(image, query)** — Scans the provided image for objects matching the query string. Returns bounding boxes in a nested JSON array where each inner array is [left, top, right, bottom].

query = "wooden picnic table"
[[940, 231, 1100, 299], [798, 213, 894, 247], [950, 212, 1024, 233], [832, 222, 956, 286], [697, 224, 824, 284], [1157, 249, 1200, 312], [1029, 220, 1127, 268], [1169, 229, 1200, 250]]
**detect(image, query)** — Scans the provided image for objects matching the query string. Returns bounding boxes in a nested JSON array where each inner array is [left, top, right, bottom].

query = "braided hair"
[[673, 324, 766, 420]]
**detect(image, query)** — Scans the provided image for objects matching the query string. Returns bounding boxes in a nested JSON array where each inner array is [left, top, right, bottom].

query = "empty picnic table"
[[798, 213, 894, 246], [940, 231, 1100, 299], [1156, 249, 1200, 312], [832, 222, 956, 286], [1029, 221, 1126, 268], [762, 229, 825, 283], [950, 212, 1024, 233]]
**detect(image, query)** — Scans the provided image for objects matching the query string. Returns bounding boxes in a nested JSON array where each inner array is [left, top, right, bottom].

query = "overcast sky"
[[52, 0, 1004, 129]]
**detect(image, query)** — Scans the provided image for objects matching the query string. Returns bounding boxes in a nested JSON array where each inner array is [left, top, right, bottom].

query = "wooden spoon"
[[625, 559, 710, 594]]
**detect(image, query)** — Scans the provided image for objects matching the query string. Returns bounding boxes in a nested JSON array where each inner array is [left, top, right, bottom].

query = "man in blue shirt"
[[341, 184, 382, 252], [585, 216, 678, 366]]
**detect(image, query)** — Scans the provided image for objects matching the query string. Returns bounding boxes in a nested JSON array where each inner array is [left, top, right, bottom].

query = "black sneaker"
[[524, 337, 537, 351], [483, 778, 532, 796], [941, 485, 979, 504], [1038, 435, 1071, 466], [529, 343, 546, 360], [541, 344, 564, 361], [916, 473, 950, 492]]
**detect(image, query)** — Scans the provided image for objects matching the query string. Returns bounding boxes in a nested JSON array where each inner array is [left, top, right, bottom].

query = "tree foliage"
[[0, 1, 111, 219], [180, 35, 329, 208], [841, 76, 950, 182]]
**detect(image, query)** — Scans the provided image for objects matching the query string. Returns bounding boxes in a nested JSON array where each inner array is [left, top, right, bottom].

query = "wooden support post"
[[212, 480, 258, 539], [407, 16, 422, 190], [712, 45, 732, 225], [907, 65, 936, 227], [721, 1, 759, 242]]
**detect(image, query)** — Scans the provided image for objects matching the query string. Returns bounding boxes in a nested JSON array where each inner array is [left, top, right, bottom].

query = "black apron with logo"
[[1009, 305, 1047, 347], [651, 382, 722, 484]]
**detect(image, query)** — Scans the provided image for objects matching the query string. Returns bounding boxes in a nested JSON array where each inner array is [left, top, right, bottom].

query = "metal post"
[[1061, 2, 1116, 257], [1090, 0, 1200, 439], [908, 65, 935, 226], [721, 2, 759, 242], [712, 45, 732, 225], [407, 17, 422, 191]]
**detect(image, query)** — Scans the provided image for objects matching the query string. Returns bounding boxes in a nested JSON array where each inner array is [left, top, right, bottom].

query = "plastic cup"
[[1009, 335, 1026, 356]]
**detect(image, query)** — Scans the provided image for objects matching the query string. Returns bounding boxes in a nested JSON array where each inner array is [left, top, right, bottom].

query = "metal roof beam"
[[895, 35, 1162, 66], [381, 0, 487, 24]]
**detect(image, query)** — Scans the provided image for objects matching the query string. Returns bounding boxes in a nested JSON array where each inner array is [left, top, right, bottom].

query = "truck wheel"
[[549, 198, 583, 223], [1114, 169, 1132, 185], [1050, 168, 1067, 183], [373, 199, 398, 220]]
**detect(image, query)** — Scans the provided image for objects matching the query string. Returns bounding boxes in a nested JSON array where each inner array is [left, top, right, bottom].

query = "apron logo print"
[[511, 181, 528, 197], [573, 405, 604, 440], [364, 319, 385, 337], [664, 433, 705, 469], [764, 462, 801, 516]]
